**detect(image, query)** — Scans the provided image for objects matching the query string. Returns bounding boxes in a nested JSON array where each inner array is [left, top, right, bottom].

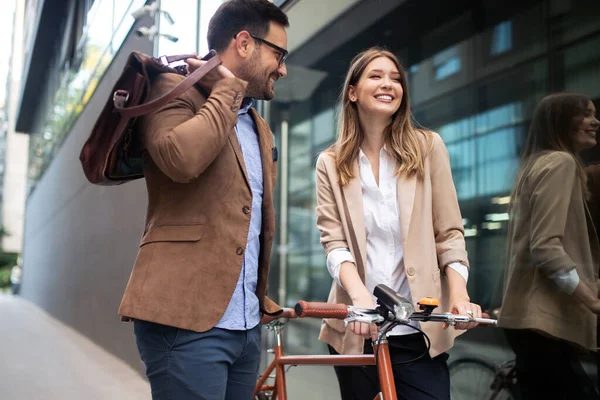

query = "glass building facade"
[[267, 0, 600, 352], [26, 0, 147, 190], [25, 0, 229, 191]]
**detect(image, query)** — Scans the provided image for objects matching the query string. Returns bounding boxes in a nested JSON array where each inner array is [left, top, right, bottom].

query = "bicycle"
[[449, 357, 518, 400], [254, 284, 497, 400]]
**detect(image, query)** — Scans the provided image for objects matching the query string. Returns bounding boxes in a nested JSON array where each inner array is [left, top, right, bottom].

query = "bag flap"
[[141, 223, 205, 245]]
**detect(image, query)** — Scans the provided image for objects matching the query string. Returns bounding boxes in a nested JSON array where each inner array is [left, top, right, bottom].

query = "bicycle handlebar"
[[294, 301, 498, 327], [294, 300, 349, 319], [409, 312, 497, 327]]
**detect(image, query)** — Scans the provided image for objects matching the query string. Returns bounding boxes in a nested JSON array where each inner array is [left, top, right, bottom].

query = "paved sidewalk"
[[0, 295, 150, 400]]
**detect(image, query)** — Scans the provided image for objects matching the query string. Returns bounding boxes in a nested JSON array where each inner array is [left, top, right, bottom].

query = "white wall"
[[21, 18, 154, 373]]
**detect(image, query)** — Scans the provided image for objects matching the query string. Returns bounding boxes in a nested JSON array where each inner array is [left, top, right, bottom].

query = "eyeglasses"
[[249, 34, 288, 66], [231, 32, 286, 67], [233, 32, 288, 66]]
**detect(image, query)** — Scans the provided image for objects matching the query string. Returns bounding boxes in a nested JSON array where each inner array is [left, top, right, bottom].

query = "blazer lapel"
[[397, 174, 416, 249], [341, 161, 368, 277], [229, 129, 251, 191]]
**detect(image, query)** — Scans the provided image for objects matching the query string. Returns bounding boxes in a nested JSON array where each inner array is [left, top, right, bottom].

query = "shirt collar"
[[238, 97, 255, 115], [359, 145, 391, 163]]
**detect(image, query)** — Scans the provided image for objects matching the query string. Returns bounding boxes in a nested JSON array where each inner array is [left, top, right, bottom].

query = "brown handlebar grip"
[[295, 301, 349, 319]]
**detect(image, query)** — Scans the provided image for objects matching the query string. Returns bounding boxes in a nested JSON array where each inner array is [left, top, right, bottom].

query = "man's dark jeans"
[[134, 320, 261, 400]]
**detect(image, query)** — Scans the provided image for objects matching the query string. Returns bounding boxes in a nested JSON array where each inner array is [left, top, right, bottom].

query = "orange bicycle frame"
[[254, 309, 398, 400]]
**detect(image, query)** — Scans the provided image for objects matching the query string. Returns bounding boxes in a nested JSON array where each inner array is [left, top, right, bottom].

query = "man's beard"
[[238, 50, 274, 101]]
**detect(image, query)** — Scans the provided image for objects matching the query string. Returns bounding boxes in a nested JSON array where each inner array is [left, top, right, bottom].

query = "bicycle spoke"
[[449, 359, 516, 400]]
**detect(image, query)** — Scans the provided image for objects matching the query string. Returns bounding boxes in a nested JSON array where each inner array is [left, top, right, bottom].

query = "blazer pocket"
[[140, 223, 205, 246]]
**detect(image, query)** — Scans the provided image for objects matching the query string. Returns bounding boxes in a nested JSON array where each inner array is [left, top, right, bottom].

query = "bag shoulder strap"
[[114, 54, 222, 118]]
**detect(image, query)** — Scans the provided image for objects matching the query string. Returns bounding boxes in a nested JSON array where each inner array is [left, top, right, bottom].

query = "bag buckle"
[[158, 55, 169, 66], [113, 90, 130, 108]]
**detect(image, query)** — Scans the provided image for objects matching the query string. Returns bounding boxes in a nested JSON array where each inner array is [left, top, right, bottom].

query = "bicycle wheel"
[[449, 358, 516, 400]]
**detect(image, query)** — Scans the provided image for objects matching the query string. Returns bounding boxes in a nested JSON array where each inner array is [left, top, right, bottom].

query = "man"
[[117, 1, 289, 398]]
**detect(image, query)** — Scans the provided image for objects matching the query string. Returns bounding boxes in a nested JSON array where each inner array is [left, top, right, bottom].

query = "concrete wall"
[[20, 21, 154, 373]]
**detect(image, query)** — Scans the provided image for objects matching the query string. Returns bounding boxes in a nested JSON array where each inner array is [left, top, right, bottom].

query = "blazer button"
[[236, 247, 245, 255], [407, 267, 416, 276], [242, 206, 251, 214]]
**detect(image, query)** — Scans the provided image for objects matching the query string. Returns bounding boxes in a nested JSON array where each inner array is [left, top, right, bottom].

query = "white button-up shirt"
[[327, 147, 468, 336]]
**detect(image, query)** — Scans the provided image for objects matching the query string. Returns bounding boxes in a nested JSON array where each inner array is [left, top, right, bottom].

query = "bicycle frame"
[[254, 320, 398, 400]]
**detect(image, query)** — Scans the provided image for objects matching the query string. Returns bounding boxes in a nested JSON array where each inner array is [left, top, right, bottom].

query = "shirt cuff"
[[326, 249, 355, 288], [549, 268, 580, 295], [447, 262, 469, 283]]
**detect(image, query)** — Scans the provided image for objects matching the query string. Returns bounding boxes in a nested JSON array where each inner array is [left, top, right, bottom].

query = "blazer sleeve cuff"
[[261, 295, 283, 316], [324, 240, 351, 255], [533, 253, 576, 277], [204, 77, 248, 114], [438, 250, 469, 271]]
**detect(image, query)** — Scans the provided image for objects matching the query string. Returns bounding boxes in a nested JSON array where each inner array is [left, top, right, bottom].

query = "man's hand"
[[186, 57, 235, 91]]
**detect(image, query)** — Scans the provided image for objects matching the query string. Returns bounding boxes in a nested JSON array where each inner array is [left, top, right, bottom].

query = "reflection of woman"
[[499, 93, 600, 400], [315, 47, 481, 400]]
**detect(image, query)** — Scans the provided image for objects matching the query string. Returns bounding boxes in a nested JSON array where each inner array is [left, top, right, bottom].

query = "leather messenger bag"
[[79, 50, 220, 185]]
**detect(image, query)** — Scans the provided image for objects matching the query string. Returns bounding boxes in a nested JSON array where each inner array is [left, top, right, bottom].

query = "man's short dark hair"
[[207, 0, 289, 53]]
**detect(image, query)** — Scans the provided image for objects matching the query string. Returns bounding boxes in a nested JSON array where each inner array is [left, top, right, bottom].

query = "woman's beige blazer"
[[315, 131, 469, 357]]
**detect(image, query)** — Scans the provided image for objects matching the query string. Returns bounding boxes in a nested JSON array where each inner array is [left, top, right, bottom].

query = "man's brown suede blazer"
[[118, 73, 281, 332]]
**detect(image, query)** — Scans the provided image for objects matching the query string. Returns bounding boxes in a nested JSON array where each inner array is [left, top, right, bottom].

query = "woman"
[[499, 93, 600, 400], [315, 47, 480, 400]]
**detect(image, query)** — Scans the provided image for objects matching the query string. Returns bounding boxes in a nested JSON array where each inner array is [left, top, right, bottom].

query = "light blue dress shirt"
[[215, 98, 262, 330]]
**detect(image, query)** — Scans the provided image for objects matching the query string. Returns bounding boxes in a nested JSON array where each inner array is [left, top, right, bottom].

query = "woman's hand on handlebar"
[[350, 293, 378, 341], [447, 297, 482, 330]]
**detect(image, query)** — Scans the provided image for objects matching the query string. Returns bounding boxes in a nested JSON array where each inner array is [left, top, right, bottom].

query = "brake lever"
[[343, 307, 384, 327], [344, 315, 381, 325]]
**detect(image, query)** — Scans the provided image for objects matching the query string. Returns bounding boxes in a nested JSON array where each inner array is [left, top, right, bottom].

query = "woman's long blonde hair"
[[332, 47, 431, 186]]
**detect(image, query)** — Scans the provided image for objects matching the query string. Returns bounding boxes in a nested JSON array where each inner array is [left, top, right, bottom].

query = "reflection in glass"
[[491, 21, 512, 55], [433, 46, 461, 81], [28, 0, 147, 188]]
